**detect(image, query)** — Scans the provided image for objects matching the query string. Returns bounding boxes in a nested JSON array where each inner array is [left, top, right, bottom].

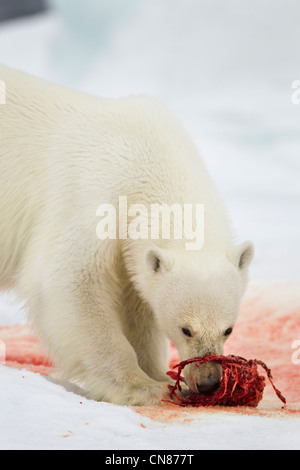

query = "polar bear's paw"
[[89, 377, 171, 406]]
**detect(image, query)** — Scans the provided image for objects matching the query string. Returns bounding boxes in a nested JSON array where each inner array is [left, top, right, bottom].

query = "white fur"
[[0, 66, 254, 404]]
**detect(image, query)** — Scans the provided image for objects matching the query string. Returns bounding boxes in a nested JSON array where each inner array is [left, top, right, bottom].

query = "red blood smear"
[[0, 324, 54, 376], [165, 355, 287, 408]]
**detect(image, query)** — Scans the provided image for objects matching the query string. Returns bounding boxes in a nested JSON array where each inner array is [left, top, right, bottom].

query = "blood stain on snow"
[[0, 324, 54, 376], [136, 283, 300, 423], [62, 430, 74, 438], [1, 282, 299, 424]]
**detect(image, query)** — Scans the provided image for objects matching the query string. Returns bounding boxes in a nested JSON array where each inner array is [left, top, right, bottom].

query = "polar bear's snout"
[[186, 360, 223, 394]]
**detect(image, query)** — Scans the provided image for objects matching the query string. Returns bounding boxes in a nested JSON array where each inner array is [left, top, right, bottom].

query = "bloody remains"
[[165, 355, 286, 408]]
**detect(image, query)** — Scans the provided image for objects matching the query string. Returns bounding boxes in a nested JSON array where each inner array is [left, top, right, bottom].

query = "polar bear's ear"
[[232, 241, 255, 271], [146, 248, 173, 274]]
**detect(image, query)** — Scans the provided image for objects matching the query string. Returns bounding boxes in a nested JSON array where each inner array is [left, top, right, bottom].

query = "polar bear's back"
[[0, 65, 203, 194], [0, 66, 232, 286]]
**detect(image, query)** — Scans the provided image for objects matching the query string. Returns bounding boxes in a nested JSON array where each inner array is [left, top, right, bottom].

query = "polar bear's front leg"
[[79, 313, 171, 406], [121, 290, 171, 384], [28, 272, 170, 406]]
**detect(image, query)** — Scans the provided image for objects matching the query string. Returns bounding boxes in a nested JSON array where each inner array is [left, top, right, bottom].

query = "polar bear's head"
[[134, 241, 254, 394]]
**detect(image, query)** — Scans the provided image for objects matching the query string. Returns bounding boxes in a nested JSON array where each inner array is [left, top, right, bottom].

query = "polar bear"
[[0, 66, 254, 405]]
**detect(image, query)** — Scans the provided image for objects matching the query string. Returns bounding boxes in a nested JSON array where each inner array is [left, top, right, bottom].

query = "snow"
[[0, 365, 299, 451], [0, 0, 299, 450]]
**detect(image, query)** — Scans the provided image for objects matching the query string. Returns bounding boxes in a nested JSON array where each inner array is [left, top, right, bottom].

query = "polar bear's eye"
[[182, 328, 192, 338], [224, 328, 233, 337]]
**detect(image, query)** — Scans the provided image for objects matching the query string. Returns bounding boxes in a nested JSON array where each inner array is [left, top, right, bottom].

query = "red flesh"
[[165, 355, 286, 408]]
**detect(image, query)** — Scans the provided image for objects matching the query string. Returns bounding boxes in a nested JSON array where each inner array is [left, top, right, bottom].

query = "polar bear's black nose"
[[197, 379, 221, 394]]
